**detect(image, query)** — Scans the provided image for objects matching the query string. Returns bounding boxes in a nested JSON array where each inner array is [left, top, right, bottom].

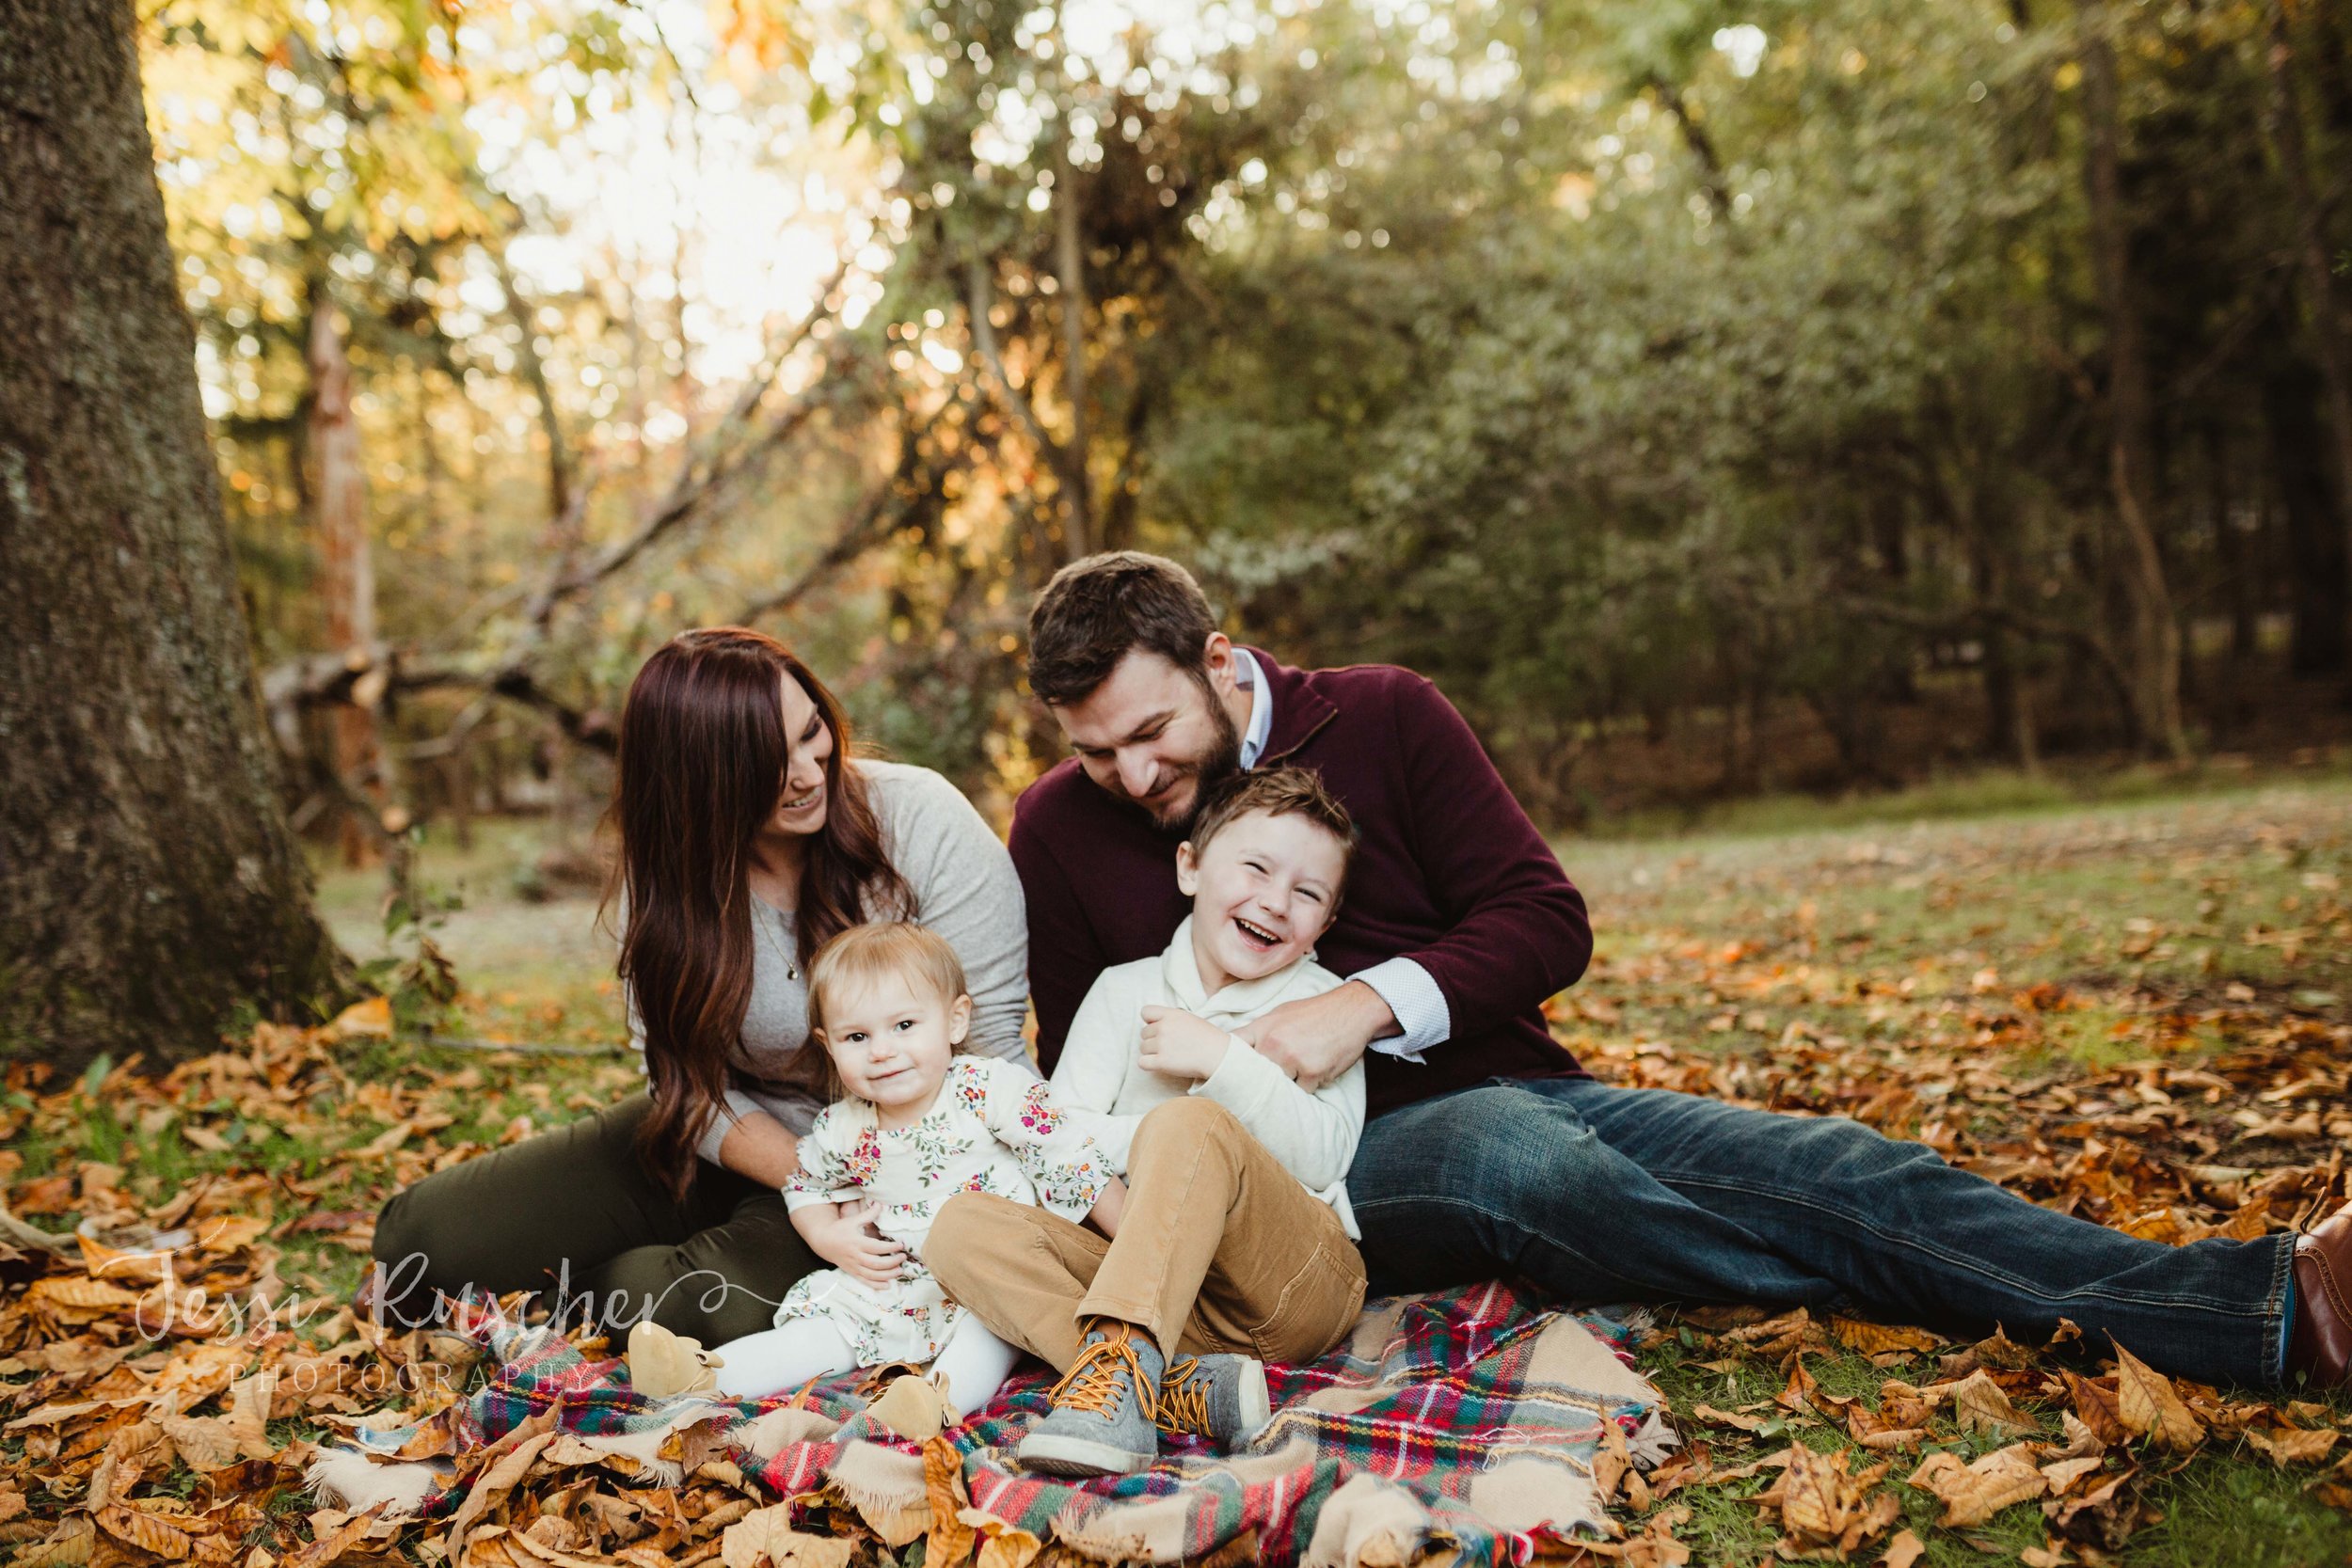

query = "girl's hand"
[[809, 1198, 908, 1289], [1136, 1006, 1233, 1083]]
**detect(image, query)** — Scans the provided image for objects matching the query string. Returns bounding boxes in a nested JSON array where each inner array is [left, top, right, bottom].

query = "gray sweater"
[[628, 760, 1032, 1163]]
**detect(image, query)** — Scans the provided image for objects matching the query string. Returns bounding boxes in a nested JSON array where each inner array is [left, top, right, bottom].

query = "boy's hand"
[[1136, 1006, 1233, 1082], [808, 1198, 908, 1289]]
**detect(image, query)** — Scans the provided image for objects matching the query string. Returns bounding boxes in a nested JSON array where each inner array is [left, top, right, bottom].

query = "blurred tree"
[[0, 0, 354, 1065]]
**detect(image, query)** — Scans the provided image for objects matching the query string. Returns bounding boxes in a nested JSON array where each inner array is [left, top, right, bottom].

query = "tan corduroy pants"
[[926, 1096, 1367, 1370]]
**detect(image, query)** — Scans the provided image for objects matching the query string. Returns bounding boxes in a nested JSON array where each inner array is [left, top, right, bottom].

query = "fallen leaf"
[[2111, 1343, 2204, 1452], [1907, 1443, 2049, 1527], [1950, 1369, 2037, 1439], [720, 1504, 853, 1568], [1878, 1528, 1927, 1568], [2061, 1371, 2128, 1446], [2246, 1426, 2339, 1467], [1832, 1318, 1943, 1356]]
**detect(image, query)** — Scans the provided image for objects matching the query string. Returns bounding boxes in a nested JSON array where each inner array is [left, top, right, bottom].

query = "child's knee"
[[1131, 1094, 1240, 1158], [925, 1191, 1037, 1288]]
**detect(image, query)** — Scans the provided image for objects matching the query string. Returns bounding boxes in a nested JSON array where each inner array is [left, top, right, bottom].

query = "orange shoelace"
[[1155, 1358, 1213, 1437], [1046, 1323, 1157, 1422]]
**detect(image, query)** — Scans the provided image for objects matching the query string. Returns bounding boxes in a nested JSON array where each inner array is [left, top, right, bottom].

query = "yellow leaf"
[[924, 1435, 976, 1568], [1831, 1317, 1942, 1356], [15, 1516, 96, 1568], [2111, 1344, 2204, 1452], [328, 997, 393, 1039]]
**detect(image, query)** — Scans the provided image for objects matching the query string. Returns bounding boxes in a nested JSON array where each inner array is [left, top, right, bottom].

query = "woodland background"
[[142, 0, 2352, 861]]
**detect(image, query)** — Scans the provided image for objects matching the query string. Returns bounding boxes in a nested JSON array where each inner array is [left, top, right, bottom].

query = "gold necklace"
[[752, 896, 800, 982]]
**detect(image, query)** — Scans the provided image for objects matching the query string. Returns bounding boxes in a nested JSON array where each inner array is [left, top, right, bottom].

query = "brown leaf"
[[1950, 1369, 2037, 1439], [1878, 1528, 1927, 1568], [1689, 1402, 1771, 1433], [15, 1516, 97, 1568], [923, 1435, 976, 1568], [2111, 1343, 2204, 1453], [282, 1508, 384, 1568], [718, 1504, 852, 1568], [1906, 1443, 2049, 1527], [227, 1370, 278, 1460], [2061, 1372, 2128, 1446], [1776, 1357, 1820, 1416], [94, 1504, 198, 1561], [2245, 1426, 2339, 1467]]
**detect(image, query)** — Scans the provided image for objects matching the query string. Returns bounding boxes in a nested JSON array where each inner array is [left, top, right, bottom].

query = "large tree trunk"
[[0, 0, 355, 1065], [2269, 351, 2352, 672], [2266, 0, 2352, 669], [2077, 0, 2192, 760]]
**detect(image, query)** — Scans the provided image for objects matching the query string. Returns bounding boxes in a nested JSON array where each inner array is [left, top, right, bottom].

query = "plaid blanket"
[[321, 1283, 1666, 1567]]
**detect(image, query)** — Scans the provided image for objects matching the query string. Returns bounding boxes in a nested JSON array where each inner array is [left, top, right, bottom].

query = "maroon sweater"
[[1010, 652, 1593, 1120]]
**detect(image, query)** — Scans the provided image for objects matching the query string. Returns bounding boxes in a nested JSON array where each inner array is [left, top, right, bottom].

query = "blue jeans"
[[1347, 1076, 2296, 1388]]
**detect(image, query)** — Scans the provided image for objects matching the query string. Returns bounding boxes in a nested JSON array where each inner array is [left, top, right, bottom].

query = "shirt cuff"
[[1351, 958, 1449, 1063]]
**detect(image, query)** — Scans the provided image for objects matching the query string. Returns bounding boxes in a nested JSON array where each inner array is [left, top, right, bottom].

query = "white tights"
[[708, 1313, 1021, 1419]]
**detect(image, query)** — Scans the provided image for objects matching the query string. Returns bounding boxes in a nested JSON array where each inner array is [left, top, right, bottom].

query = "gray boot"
[[1158, 1354, 1272, 1454], [1016, 1321, 1164, 1478]]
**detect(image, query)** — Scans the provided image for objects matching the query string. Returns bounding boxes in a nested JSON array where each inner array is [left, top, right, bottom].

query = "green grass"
[[1584, 750, 2351, 843]]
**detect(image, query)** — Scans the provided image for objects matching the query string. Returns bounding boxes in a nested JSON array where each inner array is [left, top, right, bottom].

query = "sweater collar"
[[1162, 914, 1324, 1022], [1241, 647, 1340, 767]]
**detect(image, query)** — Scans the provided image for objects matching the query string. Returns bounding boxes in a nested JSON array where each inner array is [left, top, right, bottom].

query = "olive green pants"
[[369, 1093, 820, 1344]]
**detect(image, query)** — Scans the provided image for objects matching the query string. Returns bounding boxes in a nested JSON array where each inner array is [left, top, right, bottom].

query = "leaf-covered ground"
[[3, 772, 2349, 1567]]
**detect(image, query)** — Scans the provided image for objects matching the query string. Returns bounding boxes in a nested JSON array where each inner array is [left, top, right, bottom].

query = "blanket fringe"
[[305, 1449, 446, 1520]]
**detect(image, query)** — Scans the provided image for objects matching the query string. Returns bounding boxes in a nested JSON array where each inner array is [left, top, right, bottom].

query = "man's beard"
[[1145, 674, 1245, 834]]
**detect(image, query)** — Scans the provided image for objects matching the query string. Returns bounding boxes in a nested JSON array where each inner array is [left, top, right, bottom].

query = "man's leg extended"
[[1350, 1077, 2294, 1386]]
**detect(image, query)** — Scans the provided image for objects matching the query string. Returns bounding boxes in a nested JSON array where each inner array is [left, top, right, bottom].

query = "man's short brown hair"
[[1186, 767, 1359, 892], [1027, 552, 1220, 706]]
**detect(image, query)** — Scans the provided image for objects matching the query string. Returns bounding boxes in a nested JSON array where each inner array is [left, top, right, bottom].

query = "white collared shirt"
[[1230, 648, 1452, 1062]]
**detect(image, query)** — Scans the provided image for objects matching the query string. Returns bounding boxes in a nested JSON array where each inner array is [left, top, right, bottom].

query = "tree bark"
[[2268, 351, 2350, 672], [0, 0, 355, 1065], [2076, 0, 2191, 759], [306, 297, 384, 864], [2266, 0, 2352, 670]]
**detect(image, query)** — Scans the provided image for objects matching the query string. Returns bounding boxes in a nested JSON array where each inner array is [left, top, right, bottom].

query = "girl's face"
[[819, 970, 972, 1127], [766, 674, 835, 839]]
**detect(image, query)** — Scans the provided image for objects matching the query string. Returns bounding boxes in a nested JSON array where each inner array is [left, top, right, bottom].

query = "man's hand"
[[1136, 1006, 1233, 1082], [805, 1199, 907, 1289], [1234, 980, 1398, 1089]]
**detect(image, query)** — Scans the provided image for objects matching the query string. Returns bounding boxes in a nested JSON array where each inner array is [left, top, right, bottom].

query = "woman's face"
[[766, 673, 835, 839]]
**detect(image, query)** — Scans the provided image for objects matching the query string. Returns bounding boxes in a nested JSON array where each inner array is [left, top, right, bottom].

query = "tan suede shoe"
[[2290, 1206, 2352, 1386]]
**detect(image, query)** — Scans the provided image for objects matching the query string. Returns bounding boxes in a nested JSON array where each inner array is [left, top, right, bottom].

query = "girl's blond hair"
[[806, 922, 971, 1043]]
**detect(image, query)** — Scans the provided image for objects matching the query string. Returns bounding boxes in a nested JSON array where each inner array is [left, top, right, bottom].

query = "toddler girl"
[[709, 923, 1120, 1417]]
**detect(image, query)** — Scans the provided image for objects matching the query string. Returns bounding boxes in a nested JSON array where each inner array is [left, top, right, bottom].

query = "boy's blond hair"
[[806, 922, 971, 1039]]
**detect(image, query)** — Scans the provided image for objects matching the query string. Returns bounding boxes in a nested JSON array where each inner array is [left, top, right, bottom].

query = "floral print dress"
[[775, 1055, 1115, 1366]]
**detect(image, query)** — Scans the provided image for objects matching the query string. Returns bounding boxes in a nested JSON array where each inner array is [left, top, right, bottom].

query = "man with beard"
[[1007, 551, 2349, 1392]]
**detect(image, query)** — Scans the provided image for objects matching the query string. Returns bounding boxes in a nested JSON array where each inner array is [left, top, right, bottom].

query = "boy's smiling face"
[[1178, 808, 1347, 992]]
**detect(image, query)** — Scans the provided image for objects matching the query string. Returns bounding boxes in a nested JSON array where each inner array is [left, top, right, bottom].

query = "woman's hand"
[[1136, 1006, 1233, 1083], [805, 1198, 908, 1289]]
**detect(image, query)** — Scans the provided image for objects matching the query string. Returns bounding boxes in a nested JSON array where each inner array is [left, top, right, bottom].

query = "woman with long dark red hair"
[[367, 628, 1031, 1342]]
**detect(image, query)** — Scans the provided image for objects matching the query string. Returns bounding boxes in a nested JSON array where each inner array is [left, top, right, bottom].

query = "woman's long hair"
[[605, 627, 913, 1198]]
